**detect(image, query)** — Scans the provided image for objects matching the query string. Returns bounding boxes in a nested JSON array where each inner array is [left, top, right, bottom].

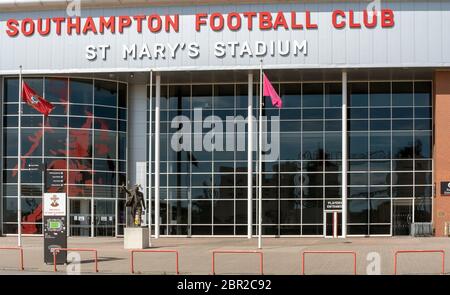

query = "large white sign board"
[[0, 1, 449, 73]]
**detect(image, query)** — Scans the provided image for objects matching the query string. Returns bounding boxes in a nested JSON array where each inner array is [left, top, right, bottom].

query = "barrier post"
[[394, 250, 446, 275], [0, 247, 24, 271], [130, 250, 180, 275], [301, 250, 357, 275], [211, 250, 264, 275]]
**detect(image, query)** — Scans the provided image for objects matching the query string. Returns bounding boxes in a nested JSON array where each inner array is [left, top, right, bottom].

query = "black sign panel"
[[43, 192, 67, 265], [44, 216, 67, 264], [441, 182, 450, 195], [326, 200, 342, 210]]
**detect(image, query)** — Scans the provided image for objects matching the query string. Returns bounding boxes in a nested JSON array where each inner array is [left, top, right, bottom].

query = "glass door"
[[393, 199, 413, 236], [69, 199, 91, 237], [94, 199, 115, 236], [324, 211, 342, 238]]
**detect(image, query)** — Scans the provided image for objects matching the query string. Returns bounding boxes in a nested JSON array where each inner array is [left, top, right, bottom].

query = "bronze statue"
[[121, 184, 146, 227]]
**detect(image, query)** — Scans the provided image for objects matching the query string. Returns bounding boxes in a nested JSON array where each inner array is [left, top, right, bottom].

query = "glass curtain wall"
[[2, 77, 127, 237], [347, 81, 433, 235], [148, 81, 344, 236], [148, 79, 432, 237]]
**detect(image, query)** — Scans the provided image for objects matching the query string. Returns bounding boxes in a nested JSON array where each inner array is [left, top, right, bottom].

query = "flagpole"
[[258, 60, 263, 249], [148, 69, 153, 246], [17, 65, 23, 247]]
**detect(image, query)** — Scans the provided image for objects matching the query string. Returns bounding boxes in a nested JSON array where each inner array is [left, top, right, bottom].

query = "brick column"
[[433, 71, 450, 237]]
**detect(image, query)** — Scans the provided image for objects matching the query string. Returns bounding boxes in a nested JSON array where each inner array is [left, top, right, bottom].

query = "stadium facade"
[[0, 0, 449, 238]]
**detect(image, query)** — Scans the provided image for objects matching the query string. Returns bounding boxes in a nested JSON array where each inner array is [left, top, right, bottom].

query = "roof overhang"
[[0, 0, 384, 11]]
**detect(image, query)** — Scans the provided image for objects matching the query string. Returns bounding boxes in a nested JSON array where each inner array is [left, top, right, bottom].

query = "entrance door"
[[69, 199, 91, 237], [393, 199, 413, 236], [325, 211, 342, 238], [94, 199, 115, 236]]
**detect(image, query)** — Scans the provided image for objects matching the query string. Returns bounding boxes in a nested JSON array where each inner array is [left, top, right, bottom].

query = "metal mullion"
[[367, 81, 372, 235], [300, 81, 303, 236], [91, 79, 95, 237], [211, 84, 214, 235], [66, 77, 71, 236], [412, 80, 416, 225], [322, 82, 325, 237], [115, 82, 119, 237], [233, 83, 237, 236], [390, 81, 394, 236]]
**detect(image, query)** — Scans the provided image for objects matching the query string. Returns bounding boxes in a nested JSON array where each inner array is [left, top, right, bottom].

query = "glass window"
[[70, 79, 93, 104], [371, 108, 391, 119], [45, 78, 68, 103], [118, 83, 127, 108], [325, 133, 341, 160], [303, 109, 323, 119], [325, 108, 341, 119], [5, 78, 19, 103], [392, 82, 413, 107], [348, 200, 368, 223], [213, 200, 234, 224], [4, 128, 18, 156], [24, 78, 43, 96], [192, 85, 213, 109], [44, 129, 66, 157], [94, 131, 116, 159], [213, 84, 234, 109], [95, 106, 117, 119], [302, 133, 324, 160], [349, 83, 368, 107], [302, 200, 323, 223], [94, 80, 117, 107], [303, 83, 323, 108], [392, 132, 414, 159], [370, 173, 391, 186], [280, 83, 301, 108], [415, 131, 432, 158], [191, 201, 212, 224], [280, 201, 301, 224], [414, 198, 432, 222], [348, 173, 368, 185], [415, 82, 432, 106], [348, 187, 368, 198], [370, 132, 391, 159], [69, 129, 92, 158], [169, 85, 190, 110], [392, 107, 413, 118], [21, 129, 42, 157], [349, 132, 368, 159], [349, 108, 368, 119], [370, 199, 391, 223], [280, 133, 301, 160], [370, 82, 391, 107], [325, 83, 341, 107]]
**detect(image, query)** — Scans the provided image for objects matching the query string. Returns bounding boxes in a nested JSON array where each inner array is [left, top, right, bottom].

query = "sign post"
[[43, 192, 67, 264]]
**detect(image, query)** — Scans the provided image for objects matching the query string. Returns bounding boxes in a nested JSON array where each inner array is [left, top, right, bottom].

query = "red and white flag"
[[263, 73, 282, 109], [22, 82, 55, 116]]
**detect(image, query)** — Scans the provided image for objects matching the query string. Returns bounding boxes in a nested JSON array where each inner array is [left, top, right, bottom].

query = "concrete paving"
[[0, 236, 449, 275]]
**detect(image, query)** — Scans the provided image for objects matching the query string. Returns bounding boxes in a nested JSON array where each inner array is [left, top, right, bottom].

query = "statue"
[[121, 184, 146, 227]]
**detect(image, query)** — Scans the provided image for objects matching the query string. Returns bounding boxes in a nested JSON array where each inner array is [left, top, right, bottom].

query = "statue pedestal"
[[124, 227, 150, 249]]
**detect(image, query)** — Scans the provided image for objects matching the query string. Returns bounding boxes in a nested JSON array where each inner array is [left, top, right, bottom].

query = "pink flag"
[[263, 73, 282, 109]]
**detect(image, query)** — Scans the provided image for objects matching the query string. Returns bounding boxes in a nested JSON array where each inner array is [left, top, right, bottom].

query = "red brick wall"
[[433, 71, 450, 237]]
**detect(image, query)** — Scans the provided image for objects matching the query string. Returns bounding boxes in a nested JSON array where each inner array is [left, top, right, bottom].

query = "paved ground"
[[0, 236, 449, 275]]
